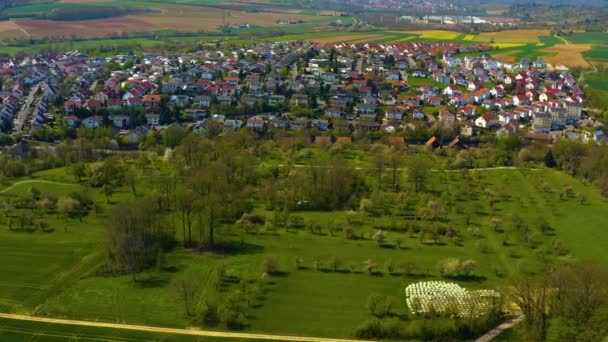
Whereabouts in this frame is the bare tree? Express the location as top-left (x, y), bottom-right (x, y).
top-left (176, 275), bottom-right (200, 316)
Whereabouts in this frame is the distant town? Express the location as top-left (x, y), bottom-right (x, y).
top-left (1, 40), bottom-right (605, 155)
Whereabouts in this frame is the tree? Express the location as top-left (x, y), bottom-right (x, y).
top-left (490, 218), bottom-right (502, 232)
top-left (261, 256), bottom-right (278, 275)
top-left (399, 261), bottom-right (416, 276)
top-left (176, 189), bottom-right (198, 247)
top-left (544, 149), bottom-right (556, 168)
top-left (57, 196), bottom-right (80, 232)
top-left (70, 162), bottom-right (86, 183)
top-left (175, 275), bottom-right (200, 316)
top-left (388, 149), bottom-right (403, 191)
top-left (102, 183), bottom-right (114, 203)
top-left (329, 256), bottom-right (343, 272)
top-left (372, 229), bottom-right (386, 244)
top-left (373, 153), bottom-right (386, 189)
top-left (364, 259), bottom-right (377, 274)
top-left (107, 198), bottom-right (173, 282)
top-left (37, 220), bottom-right (49, 232)
top-left (548, 263), bottom-right (608, 341)
top-left (124, 173), bottom-right (137, 197)
top-left (367, 294), bottom-right (385, 316)
top-left (407, 155), bottom-right (432, 192)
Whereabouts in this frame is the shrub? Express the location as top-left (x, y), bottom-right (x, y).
top-left (201, 300), bottom-right (219, 324)
top-left (354, 319), bottom-right (384, 339)
top-left (260, 256), bottom-right (278, 274)
top-left (288, 215), bottom-right (305, 228)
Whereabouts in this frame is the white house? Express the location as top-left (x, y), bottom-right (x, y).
top-left (475, 113), bottom-right (498, 128)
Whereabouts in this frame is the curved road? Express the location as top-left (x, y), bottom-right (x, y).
top-left (0, 180), bottom-right (73, 194)
top-left (554, 33), bottom-right (568, 45)
top-left (0, 313), bottom-right (372, 342)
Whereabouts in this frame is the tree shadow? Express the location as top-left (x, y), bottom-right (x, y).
top-left (162, 265), bottom-right (181, 273)
top-left (134, 275), bottom-right (169, 288)
top-left (199, 242), bottom-right (264, 255)
top-left (445, 274), bottom-right (487, 283)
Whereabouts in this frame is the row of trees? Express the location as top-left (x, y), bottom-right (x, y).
top-left (512, 262), bottom-right (608, 341)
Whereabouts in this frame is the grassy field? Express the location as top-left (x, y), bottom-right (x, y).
top-left (563, 31), bottom-right (608, 45)
top-left (1, 150), bottom-right (607, 339)
top-left (0, 317), bottom-right (272, 341)
top-left (583, 45), bottom-right (608, 62)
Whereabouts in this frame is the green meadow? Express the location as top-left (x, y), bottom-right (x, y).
top-left (1, 144), bottom-right (607, 339)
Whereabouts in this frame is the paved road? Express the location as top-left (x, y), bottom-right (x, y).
top-left (0, 313), bottom-right (373, 342)
top-left (13, 83), bottom-right (40, 134)
top-left (475, 315), bottom-right (524, 342)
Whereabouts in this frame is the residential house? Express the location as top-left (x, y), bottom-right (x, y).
top-left (475, 113), bottom-right (499, 128)
top-left (385, 107), bottom-right (404, 121)
top-left (145, 113), bottom-right (160, 126)
top-left (82, 115), bottom-right (104, 128)
top-left (109, 115), bottom-right (130, 129)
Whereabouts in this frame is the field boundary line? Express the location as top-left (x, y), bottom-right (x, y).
top-left (0, 313), bottom-right (375, 342)
top-left (8, 19), bottom-right (31, 39)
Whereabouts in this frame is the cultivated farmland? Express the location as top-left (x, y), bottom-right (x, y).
top-left (6, 2), bottom-right (344, 40)
top-left (0, 21), bottom-right (27, 40)
top-left (474, 29), bottom-right (551, 44)
top-left (402, 30), bottom-right (462, 40)
top-left (539, 44), bottom-right (592, 68)
top-left (563, 31), bottom-right (608, 45)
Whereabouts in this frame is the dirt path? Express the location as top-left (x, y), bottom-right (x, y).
top-left (8, 19), bottom-right (31, 39)
top-left (0, 180), bottom-right (73, 194)
top-left (554, 33), bottom-right (568, 45)
top-left (0, 313), bottom-right (372, 342)
top-left (475, 315), bottom-right (524, 342)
